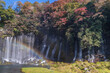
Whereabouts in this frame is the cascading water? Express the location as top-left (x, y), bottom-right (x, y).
top-left (58, 43), bottom-right (62, 61)
top-left (2, 34), bottom-right (42, 64)
top-left (41, 35), bottom-right (47, 54)
top-left (73, 40), bottom-right (78, 62)
top-left (88, 50), bottom-right (90, 62)
top-left (4, 37), bottom-right (13, 62)
top-left (51, 44), bottom-right (57, 60)
top-left (101, 40), bottom-right (106, 60)
top-left (12, 38), bottom-right (16, 62)
top-left (45, 45), bottom-right (50, 59)
top-left (79, 47), bottom-right (82, 61)
top-left (0, 33), bottom-right (84, 62)
top-left (91, 49), bottom-right (95, 63)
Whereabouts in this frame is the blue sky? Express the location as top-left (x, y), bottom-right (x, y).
top-left (4, 0), bottom-right (57, 8)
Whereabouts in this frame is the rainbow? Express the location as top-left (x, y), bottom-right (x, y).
top-left (14, 40), bottom-right (44, 59)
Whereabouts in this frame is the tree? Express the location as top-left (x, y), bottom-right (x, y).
top-left (0, 1), bottom-right (14, 27)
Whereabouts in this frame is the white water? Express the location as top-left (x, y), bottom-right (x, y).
top-left (73, 41), bottom-right (77, 62)
top-left (0, 34), bottom-right (78, 62)
top-left (58, 43), bottom-right (62, 61)
top-left (41, 35), bottom-right (47, 54)
top-left (5, 37), bottom-right (13, 62)
top-left (91, 49), bottom-right (95, 63)
top-left (45, 45), bottom-right (50, 59)
top-left (51, 44), bottom-right (57, 60)
top-left (3, 34), bottom-right (42, 64)
top-left (101, 40), bottom-right (106, 60)
top-left (88, 50), bottom-right (90, 62)
top-left (79, 47), bottom-right (82, 61)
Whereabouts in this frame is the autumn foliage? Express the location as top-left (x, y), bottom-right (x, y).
top-left (2, 0), bottom-right (109, 55)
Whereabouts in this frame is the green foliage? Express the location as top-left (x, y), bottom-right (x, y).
top-left (49, 61), bottom-right (110, 73)
top-left (13, 28), bottom-right (19, 34)
top-left (22, 67), bottom-right (60, 73)
top-left (64, 2), bottom-right (80, 12)
top-left (0, 1), bottom-right (15, 27)
top-left (78, 15), bottom-right (103, 49)
top-left (4, 1), bottom-right (41, 35)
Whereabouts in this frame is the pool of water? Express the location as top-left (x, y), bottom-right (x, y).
top-left (0, 65), bottom-right (39, 73)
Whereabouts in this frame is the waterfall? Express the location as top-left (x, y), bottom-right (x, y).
top-left (101, 39), bottom-right (106, 60)
top-left (4, 37), bottom-right (13, 62)
top-left (41, 35), bottom-right (47, 54)
top-left (51, 44), bottom-right (57, 60)
top-left (88, 49), bottom-right (90, 62)
top-left (91, 48), bottom-right (95, 62)
top-left (73, 40), bottom-right (77, 62)
top-left (45, 45), bottom-right (50, 59)
top-left (58, 43), bottom-right (62, 61)
top-left (66, 41), bottom-right (68, 57)
top-left (12, 38), bottom-right (16, 62)
top-left (79, 47), bottom-right (82, 61)
top-left (0, 38), bottom-right (4, 61)
top-left (2, 34), bottom-right (42, 64)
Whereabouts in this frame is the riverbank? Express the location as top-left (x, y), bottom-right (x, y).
top-left (22, 61), bottom-right (110, 73)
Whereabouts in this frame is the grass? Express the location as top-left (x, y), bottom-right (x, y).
top-left (22, 61), bottom-right (110, 73)
top-left (22, 67), bottom-right (61, 73)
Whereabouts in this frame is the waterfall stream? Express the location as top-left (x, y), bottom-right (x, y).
top-left (88, 50), bottom-right (90, 62)
top-left (5, 37), bottom-right (13, 62)
top-left (41, 35), bottom-right (47, 54)
top-left (58, 43), bottom-right (62, 61)
top-left (79, 47), bottom-right (82, 61)
top-left (0, 33), bottom-right (107, 63)
top-left (2, 34), bottom-right (42, 64)
top-left (51, 44), bottom-right (57, 60)
top-left (0, 33), bottom-right (69, 63)
top-left (45, 45), bottom-right (50, 59)
top-left (73, 40), bottom-right (77, 62)
top-left (89, 48), bottom-right (95, 63)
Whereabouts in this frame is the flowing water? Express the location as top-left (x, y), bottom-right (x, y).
top-left (1, 33), bottom-right (42, 64)
top-left (0, 33), bottom-right (66, 64)
top-left (41, 35), bottom-right (47, 54)
top-left (58, 43), bottom-right (62, 61)
top-left (79, 47), bottom-right (82, 61)
top-left (0, 33), bottom-right (48, 73)
top-left (51, 44), bottom-right (57, 60)
top-left (45, 45), bottom-right (50, 59)
top-left (73, 40), bottom-right (77, 62)
top-left (0, 33), bottom-right (68, 73)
